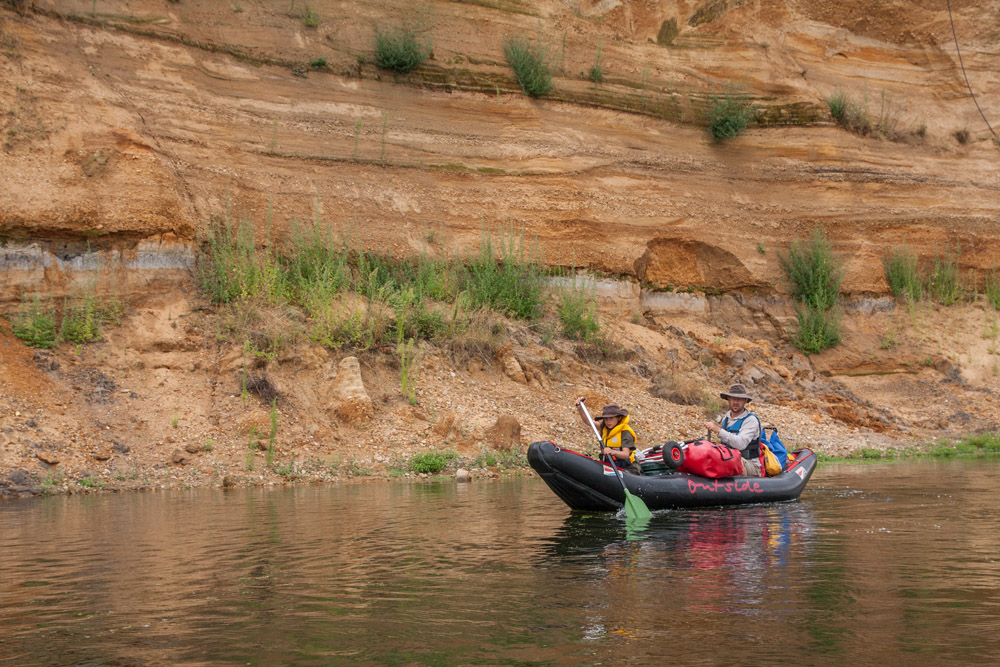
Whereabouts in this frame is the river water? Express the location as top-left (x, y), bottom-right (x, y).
top-left (2, 460), bottom-right (999, 666)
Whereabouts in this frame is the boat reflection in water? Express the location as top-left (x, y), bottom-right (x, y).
top-left (539, 502), bottom-right (818, 654)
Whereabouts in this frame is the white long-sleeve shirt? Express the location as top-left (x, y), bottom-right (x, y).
top-left (717, 410), bottom-right (761, 452)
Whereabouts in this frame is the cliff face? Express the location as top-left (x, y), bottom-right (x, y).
top-left (1, 0), bottom-right (998, 301)
top-left (2, 1), bottom-right (1000, 495)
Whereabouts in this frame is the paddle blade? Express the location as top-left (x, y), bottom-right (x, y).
top-left (623, 490), bottom-right (652, 520)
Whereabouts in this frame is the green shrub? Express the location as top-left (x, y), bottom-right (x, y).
top-left (310, 57), bottom-right (327, 68)
top-left (707, 87), bottom-right (755, 141)
top-left (558, 285), bottom-right (600, 341)
top-left (11, 294), bottom-right (57, 348)
top-left (503, 35), bottom-right (552, 97)
top-left (301, 6), bottom-right (319, 28)
top-left (60, 296), bottom-right (103, 344)
top-left (883, 246), bottom-right (923, 301)
top-left (985, 271), bottom-right (1000, 310)
top-left (467, 226), bottom-right (545, 319)
top-left (826, 89), bottom-right (848, 122)
top-left (927, 255), bottom-right (962, 305)
top-left (779, 227), bottom-right (843, 311)
top-left (961, 432), bottom-right (1000, 452)
top-left (409, 450), bottom-right (458, 474)
top-left (373, 21), bottom-right (431, 73)
top-left (794, 303), bottom-right (840, 354)
top-left (588, 38), bottom-right (604, 83)
top-left (198, 212), bottom-right (284, 305)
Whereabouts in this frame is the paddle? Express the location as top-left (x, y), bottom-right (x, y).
top-left (576, 398), bottom-right (652, 521)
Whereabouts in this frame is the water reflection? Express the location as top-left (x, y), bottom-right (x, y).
top-left (2, 463), bottom-right (1000, 665)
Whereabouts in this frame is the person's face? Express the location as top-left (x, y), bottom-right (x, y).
top-left (603, 415), bottom-right (620, 429)
top-left (728, 397), bottom-right (748, 414)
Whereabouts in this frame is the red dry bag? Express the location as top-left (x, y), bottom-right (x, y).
top-left (673, 439), bottom-right (744, 479)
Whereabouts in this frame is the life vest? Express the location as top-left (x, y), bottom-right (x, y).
top-left (601, 415), bottom-right (638, 464)
top-left (721, 411), bottom-right (761, 460)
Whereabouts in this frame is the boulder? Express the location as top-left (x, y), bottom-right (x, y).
top-left (484, 416), bottom-right (521, 451)
top-left (455, 468), bottom-right (470, 482)
top-left (330, 356), bottom-right (373, 423)
top-left (496, 344), bottom-right (527, 384)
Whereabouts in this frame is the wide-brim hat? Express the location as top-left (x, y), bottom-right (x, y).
top-left (720, 383), bottom-right (753, 402)
top-left (595, 404), bottom-right (628, 421)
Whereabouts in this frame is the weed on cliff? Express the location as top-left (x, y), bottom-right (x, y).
top-left (707, 85), bottom-right (756, 141)
top-left (408, 450), bottom-right (458, 474)
top-left (780, 227), bottom-right (842, 311)
top-left (468, 224), bottom-right (546, 319)
top-left (503, 34), bottom-right (552, 97)
top-left (985, 271), bottom-right (1000, 310)
top-left (826, 86), bottom-right (913, 142)
top-left (794, 303), bottom-right (841, 354)
top-left (373, 17), bottom-right (432, 73)
top-left (883, 245), bottom-right (923, 302)
top-left (780, 227), bottom-right (843, 353)
top-left (11, 294), bottom-right (57, 349)
top-left (588, 38), bottom-right (604, 84)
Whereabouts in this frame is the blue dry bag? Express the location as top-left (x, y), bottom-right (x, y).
top-left (764, 428), bottom-right (788, 468)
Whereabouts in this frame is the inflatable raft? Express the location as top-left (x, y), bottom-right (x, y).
top-left (527, 440), bottom-right (817, 512)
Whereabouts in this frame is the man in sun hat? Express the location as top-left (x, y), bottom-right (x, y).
top-left (703, 383), bottom-right (762, 477)
top-left (575, 399), bottom-right (642, 475)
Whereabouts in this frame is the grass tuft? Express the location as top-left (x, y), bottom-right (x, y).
top-left (503, 34), bottom-right (552, 97)
top-left (373, 19), bottom-right (431, 73)
top-left (409, 450), bottom-right (458, 474)
top-left (707, 85), bottom-right (756, 141)
top-left (780, 227), bottom-right (842, 353)
top-left (883, 246), bottom-right (923, 301)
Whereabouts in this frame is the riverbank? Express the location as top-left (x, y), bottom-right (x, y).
top-left (3, 281), bottom-right (1000, 498)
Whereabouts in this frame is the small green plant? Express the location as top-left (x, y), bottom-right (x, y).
top-left (266, 399), bottom-right (279, 468)
top-left (588, 38), bottom-right (604, 83)
top-left (310, 57), bottom-right (327, 68)
top-left (927, 255), bottom-right (962, 305)
top-left (398, 337), bottom-right (418, 405)
top-left (79, 476), bottom-right (103, 488)
top-left (883, 246), bottom-right (923, 301)
top-left (879, 328), bottom-right (898, 350)
top-left (826, 89), bottom-right (848, 122)
top-left (373, 18), bottom-right (431, 73)
top-left (557, 277), bottom-right (600, 341)
top-left (301, 6), bottom-right (319, 28)
top-left (171, 412), bottom-right (179, 428)
top-left (756, 242), bottom-right (765, 254)
top-left (409, 450), bottom-right (458, 474)
top-left (246, 425), bottom-right (257, 471)
top-left (985, 271), bottom-right (1000, 310)
top-left (707, 85), bottom-right (756, 141)
top-left (503, 34), bottom-right (552, 97)
top-left (275, 460), bottom-right (296, 478)
top-left (780, 227), bottom-right (843, 311)
top-left (40, 471), bottom-right (64, 493)
top-left (204, 439), bottom-right (215, 451)
top-left (11, 294), bottom-right (57, 348)
top-left (794, 303), bottom-right (840, 354)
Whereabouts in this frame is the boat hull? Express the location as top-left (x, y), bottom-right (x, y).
top-left (527, 440), bottom-right (817, 511)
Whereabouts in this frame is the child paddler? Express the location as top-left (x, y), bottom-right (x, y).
top-left (575, 399), bottom-right (642, 475)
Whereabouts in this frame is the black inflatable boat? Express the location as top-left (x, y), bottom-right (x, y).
top-left (527, 440), bottom-right (817, 511)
